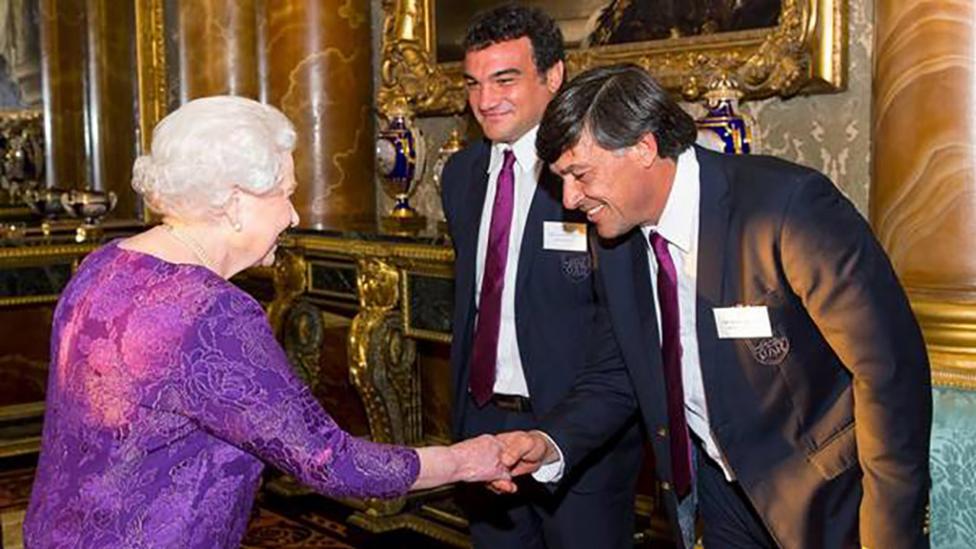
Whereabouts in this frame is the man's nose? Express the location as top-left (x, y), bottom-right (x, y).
top-left (563, 179), bottom-right (583, 210)
top-left (478, 85), bottom-right (500, 111)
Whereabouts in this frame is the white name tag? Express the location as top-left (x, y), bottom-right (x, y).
top-left (713, 306), bottom-right (772, 339)
top-left (543, 222), bottom-right (587, 252)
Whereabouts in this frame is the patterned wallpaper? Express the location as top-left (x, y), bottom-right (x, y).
top-left (740, 0), bottom-right (874, 212)
top-left (931, 387), bottom-right (976, 548)
top-left (371, 0), bottom-right (875, 229)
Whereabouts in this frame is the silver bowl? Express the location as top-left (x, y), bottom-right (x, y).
top-left (60, 190), bottom-right (117, 225)
top-left (22, 188), bottom-right (70, 218)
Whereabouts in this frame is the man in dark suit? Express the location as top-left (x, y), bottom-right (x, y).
top-left (495, 64), bottom-right (932, 548)
top-left (440, 7), bottom-right (642, 549)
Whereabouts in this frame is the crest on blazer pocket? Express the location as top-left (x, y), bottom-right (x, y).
top-left (560, 252), bottom-right (592, 283)
top-left (749, 334), bottom-right (790, 365)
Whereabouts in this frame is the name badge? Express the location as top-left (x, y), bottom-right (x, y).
top-left (713, 306), bottom-right (772, 339)
top-left (543, 222), bottom-right (587, 252)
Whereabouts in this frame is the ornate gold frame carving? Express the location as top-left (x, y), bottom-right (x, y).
top-left (378, 0), bottom-right (847, 116)
top-left (267, 248), bottom-right (308, 337)
top-left (135, 0), bottom-right (167, 156)
top-left (347, 257), bottom-right (421, 517)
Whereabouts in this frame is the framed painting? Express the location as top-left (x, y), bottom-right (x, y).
top-left (377, 0), bottom-right (847, 116)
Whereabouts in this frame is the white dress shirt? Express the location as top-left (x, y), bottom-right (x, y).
top-left (539, 147), bottom-right (734, 483)
top-left (474, 126), bottom-right (541, 397)
top-left (640, 147), bottom-right (733, 480)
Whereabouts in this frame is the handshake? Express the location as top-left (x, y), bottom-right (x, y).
top-left (443, 431), bottom-right (561, 493)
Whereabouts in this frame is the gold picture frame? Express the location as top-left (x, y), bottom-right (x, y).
top-left (377, 0), bottom-right (847, 116)
top-left (134, 0), bottom-right (168, 159)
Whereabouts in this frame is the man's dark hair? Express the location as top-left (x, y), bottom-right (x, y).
top-left (463, 3), bottom-right (565, 75)
top-left (536, 64), bottom-right (698, 164)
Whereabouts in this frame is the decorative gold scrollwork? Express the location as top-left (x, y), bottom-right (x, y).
top-left (377, 0), bottom-right (464, 117)
top-left (282, 299), bottom-right (324, 390)
top-left (268, 248), bottom-right (308, 338)
top-left (348, 258), bottom-right (421, 516)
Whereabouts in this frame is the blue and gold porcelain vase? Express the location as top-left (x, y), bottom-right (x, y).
top-left (696, 75), bottom-right (753, 155)
top-left (376, 101), bottom-right (426, 235)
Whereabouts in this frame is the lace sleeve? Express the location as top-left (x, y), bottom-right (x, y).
top-left (154, 288), bottom-right (419, 499)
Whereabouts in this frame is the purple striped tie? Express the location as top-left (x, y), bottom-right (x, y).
top-left (469, 150), bottom-right (517, 407)
top-left (649, 231), bottom-right (693, 498)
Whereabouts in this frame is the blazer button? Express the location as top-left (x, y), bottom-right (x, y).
top-left (656, 426), bottom-right (667, 438)
top-left (661, 481), bottom-right (671, 491)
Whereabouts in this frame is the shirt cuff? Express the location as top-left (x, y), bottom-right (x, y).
top-left (529, 430), bottom-right (565, 484)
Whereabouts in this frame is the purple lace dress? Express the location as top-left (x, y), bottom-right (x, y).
top-left (23, 242), bottom-right (420, 548)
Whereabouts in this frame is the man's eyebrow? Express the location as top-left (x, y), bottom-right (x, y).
top-left (554, 162), bottom-right (586, 175)
top-left (464, 68), bottom-right (523, 82)
top-left (489, 68), bottom-right (522, 79)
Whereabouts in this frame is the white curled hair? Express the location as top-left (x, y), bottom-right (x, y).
top-left (131, 95), bottom-right (297, 220)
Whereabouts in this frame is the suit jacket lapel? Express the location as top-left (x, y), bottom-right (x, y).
top-left (629, 234), bottom-right (659, 351)
top-left (454, 142), bottom-right (492, 348)
top-left (694, 147), bottom-right (734, 424)
top-left (514, 169), bottom-right (559, 303)
top-left (512, 169), bottom-right (561, 387)
top-left (600, 233), bottom-right (666, 403)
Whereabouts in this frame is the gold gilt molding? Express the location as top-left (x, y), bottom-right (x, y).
top-left (377, 0), bottom-right (465, 116)
top-left (0, 243), bottom-right (94, 260)
top-left (910, 293), bottom-right (976, 391)
top-left (377, 0), bottom-right (847, 115)
top-left (134, 0), bottom-right (167, 224)
top-left (347, 510), bottom-right (470, 548)
top-left (281, 233), bottom-right (454, 266)
top-left (0, 244), bottom-right (89, 307)
top-left (281, 299), bottom-right (325, 390)
top-left (347, 257), bottom-right (421, 516)
top-left (134, 0), bottom-right (167, 155)
top-left (267, 249), bottom-right (308, 337)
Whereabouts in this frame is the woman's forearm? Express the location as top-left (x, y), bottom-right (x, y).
top-left (412, 446), bottom-right (459, 490)
top-left (410, 434), bottom-right (509, 491)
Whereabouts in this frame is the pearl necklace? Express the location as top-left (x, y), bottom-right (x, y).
top-left (163, 224), bottom-right (219, 273)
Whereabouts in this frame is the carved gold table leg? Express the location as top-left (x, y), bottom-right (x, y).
top-left (268, 248), bottom-right (308, 338)
top-left (348, 257), bottom-right (420, 517)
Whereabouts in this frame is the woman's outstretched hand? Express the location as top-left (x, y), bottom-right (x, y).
top-left (412, 434), bottom-right (510, 491)
top-left (448, 434), bottom-right (511, 483)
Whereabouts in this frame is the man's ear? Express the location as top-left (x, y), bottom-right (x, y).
top-left (634, 133), bottom-right (660, 169)
top-left (545, 60), bottom-right (565, 93)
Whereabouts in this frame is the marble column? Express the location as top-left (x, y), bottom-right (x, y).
top-left (263, 0), bottom-right (376, 230)
top-left (871, 0), bottom-right (976, 388)
top-left (84, 0), bottom-right (139, 218)
top-left (38, 0), bottom-right (87, 190)
top-left (177, 0), bottom-right (259, 100)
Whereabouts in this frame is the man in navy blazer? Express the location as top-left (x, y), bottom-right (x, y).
top-left (496, 64), bottom-right (932, 548)
top-left (440, 7), bottom-right (642, 549)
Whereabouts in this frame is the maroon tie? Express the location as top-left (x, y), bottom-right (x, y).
top-left (649, 231), bottom-right (693, 498)
top-left (469, 150), bottom-right (517, 407)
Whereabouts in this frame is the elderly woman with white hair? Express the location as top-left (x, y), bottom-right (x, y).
top-left (24, 96), bottom-right (509, 549)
